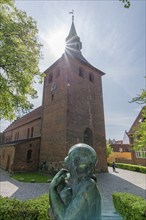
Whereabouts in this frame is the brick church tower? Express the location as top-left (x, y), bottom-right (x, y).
top-left (40, 16), bottom-right (107, 172)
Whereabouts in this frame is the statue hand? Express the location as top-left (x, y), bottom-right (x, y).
top-left (50, 169), bottom-right (68, 189)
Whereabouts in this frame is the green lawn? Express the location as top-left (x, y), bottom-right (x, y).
top-left (11, 172), bottom-right (53, 183)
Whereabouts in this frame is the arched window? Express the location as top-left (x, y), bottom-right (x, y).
top-left (83, 128), bottom-right (93, 146)
top-left (27, 149), bottom-right (32, 162)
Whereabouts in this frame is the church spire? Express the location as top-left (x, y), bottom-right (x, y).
top-left (65, 10), bottom-right (82, 53)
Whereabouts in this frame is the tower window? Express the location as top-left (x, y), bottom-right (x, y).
top-left (27, 149), bottom-right (32, 162)
top-left (79, 68), bottom-right (84, 78)
top-left (56, 69), bottom-right (60, 78)
top-left (89, 73), bottom-right (94, 82)
top-left (52, 94), bottom-right (54, 101)
top-left (48, 73), bottom-right (53, 83)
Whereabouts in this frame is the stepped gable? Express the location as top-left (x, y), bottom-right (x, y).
top-left (4, 106), bottom-right (42, 132)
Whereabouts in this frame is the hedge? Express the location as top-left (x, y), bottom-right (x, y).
top-left (108, 162), bottom-right (146, 174)
top-left (113, 192), bottom-right (146, 220)
top-left (0, 194), bottom-right (50, 220)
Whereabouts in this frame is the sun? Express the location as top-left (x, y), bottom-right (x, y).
top-left (46, 26), bottom-right (68, 58)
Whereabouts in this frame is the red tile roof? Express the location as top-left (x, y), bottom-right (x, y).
top-left (4, 106), bottom-right (42, 132)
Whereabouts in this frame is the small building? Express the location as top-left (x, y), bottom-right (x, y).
top-left (110, 144), bottom-right (131, 153)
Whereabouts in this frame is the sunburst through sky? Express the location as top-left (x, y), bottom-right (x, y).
top-left (41, 26), bottom-right (68, 58)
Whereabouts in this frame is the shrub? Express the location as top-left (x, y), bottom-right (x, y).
top-left (0, 194), bottom-right (50, 220)
top-left (113, 192), bottom-right (146, 220)
top-left (108, 162), bottom-right (146, 174)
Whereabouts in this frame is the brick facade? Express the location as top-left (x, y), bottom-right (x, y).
top-left (40, 52), bottom-right (107, 172)
top-left (0, 138), bottom-right (40, 172)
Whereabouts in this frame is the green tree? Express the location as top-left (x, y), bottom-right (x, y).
top-left (0, 0), bottom-right (43, 120)
top-left (131, 90), bottom-right (146, 151)
top-left (106, 143), bottom-right (112, 157)
top-left (119, 0), bottom-right (130, 8)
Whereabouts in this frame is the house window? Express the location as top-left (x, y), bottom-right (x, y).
top-left (27, 149), bottom-right (32, 162)
top-left (31, 127), bottom-right (34, 138)
top-left (79, 68), bottom-right (84, 77)
top-left (27, 128), bottom-right (30, 139)
top-left (136, 150), bottom-right (146, 158)
top-left (129, 135), bottom-right (133, 144)
top-left (89, 73), bottom-right (94, 82)
top-left (48, 73), bottom-right (53, 83)
top-left (83, 128), bottom-right (93, 146)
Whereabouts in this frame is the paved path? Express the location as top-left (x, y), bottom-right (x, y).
top-left (97, 167), bottom-right (146, 219)
top-left (0, 167), bottom-right (146, 219)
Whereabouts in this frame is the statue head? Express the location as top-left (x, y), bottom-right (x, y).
top-left (64, 143), bottom-right (97, 177)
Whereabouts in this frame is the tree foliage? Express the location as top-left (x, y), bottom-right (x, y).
top-left (119, 0), bottom-right (131, 8)
top-left (133, 107), bottom-right (146, 151)
top-left (131, 90), bottom-right (146, 151)
top-left (0, 0), bottom-right (43, 120)
top-left (106, 143), bottom-right (112, 157)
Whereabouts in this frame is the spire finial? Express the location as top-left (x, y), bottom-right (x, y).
top-left (69, 9), bottom-right (74, 22)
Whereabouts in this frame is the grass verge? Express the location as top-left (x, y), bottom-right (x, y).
top-left (11, 172), bottom-right (52, 183)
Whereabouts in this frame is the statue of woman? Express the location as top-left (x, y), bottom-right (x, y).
top-left (49, 143), bottom-right (101, 220)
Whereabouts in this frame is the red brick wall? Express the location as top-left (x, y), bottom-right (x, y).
top-left (40, 58), bottom-right (68, 164)
top-left (40, 54), bottom-right (107, 172)
top-left (13, 138), bottom-right (40, 171)
top-left (66, 57), bottom-right (107, 172)
top-left (0, 145), bottom-right (15, 171)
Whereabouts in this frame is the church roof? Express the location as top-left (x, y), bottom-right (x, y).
top-left (66, 21), bottom-right (78, 42)
top-left (44, 17), bottom-right (106, 76)
top-left (4, 106), bottom-right (42, 132)
top-left (64, 51), bottom-right (105, 76)
top-left (64, 17), bottom-right (105, 76)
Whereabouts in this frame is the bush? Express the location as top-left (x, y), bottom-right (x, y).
top-left (0, 194), bottom-right (50, 220)
top-left (108, 162), bottom-right (146, 174)
top-left (113, 192), bottom-right (146, 220)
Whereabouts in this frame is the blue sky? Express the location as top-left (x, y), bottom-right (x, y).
top-left (1, 0), bottom-right (145, 140)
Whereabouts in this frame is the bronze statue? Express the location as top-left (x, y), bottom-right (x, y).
top-left (49, 143), bottom-right (101, 220)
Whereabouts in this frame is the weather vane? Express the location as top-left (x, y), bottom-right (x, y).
top-left (69, 9), bottom-right (74, 22)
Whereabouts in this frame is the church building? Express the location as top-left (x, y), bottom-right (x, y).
top-left (0, 16), bottom-right (108, 173)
